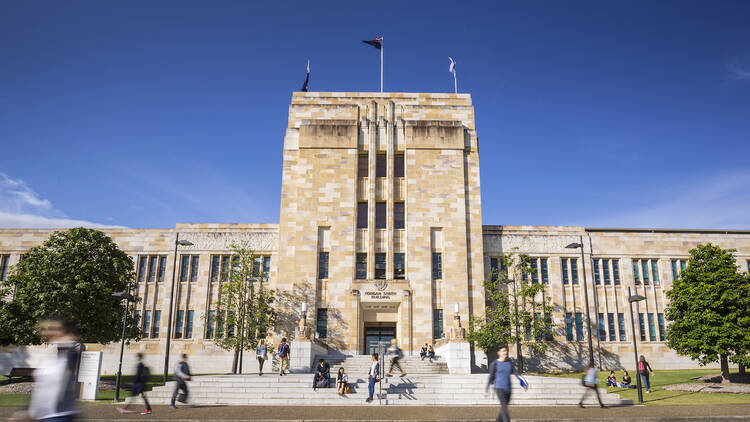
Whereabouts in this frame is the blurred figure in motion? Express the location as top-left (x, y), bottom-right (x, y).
top-left (13, 316), bottom-right (81, 421)
top-left (116, 353), bottom-right (152, 415)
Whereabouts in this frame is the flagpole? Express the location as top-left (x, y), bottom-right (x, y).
top-left (453, 72), bottom-right (457, 94)
top-left (380, 37), bottom-right (383, 92)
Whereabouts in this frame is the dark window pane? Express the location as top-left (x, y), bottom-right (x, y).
top-left (253, 257), bottom-right (261, 277)
top-left (180, 256), bottom-right (190, 282)
top-left (220, 256), bottom-right (229, 282)
top-left (206, 310), bottom-right (216, 339)
top-left (648, 313), bottom-right (656, 341)
top-left (575, 312), bottom-right (584, 341)
top-left (565, 313), bottom-right (573, 341)
top-left (617, 313), bottom-right (625, 341)
top-left (357, 203), bottom-right (368, 228)
top-left (138, 256), bottom-right (147, 283)
top-left (394, 202), bottom-right (405, 229)
top-left (358, 154), bottom-right (369, 178)
top-left (263, 256), bottom-right (271, 277)
top-left (562, 258), bottom-right (569, 284)
top-left (657, 313), bottom-right (666, 341)
top-left (598, 313), bottom-right (606, 341)
top-left (376, 154), bottom-right (386, 177)
top-left (318, 252), bottom-right (329, 279)
top-left (531, 259), bottom-right (539, 284)
top-left (143, 311), bottom-right (151, 338)
top-left (153, 311), bottom-right (161, 338)
top-left (613, 259), bottom-right (620, 285)
top-left (603, 259), bottom-right (611, 285)
top-left (190, 256), bottom-right (199, 282)
top-left (211, 256), bottom-right (220, 283)
top-left (633, 261), bottom-right (640, 284)
top-left (671, 260), bottom-right (678, 281)
top-left (394, 154), bottom-right (404, 178)
top-left (394, 253), bottom-right (405, 279)
top-left (432, 253), bottom-right (442, 280)
top-left (375, 253), bottom-right (386, 279)
top-left (534, 312), bottom-right (542, 340)
top-left (186, 310), bottom-right (194, 339)
top-left (638, 313), bottom-right (646, 341)
top-left (651, 260), bottom-right (659, 284)
top-left (175, 310), bottom-right (184, 338)
top-left (571, 258), bottom-right (579, 284)
top-left (316, 309), bottom-right (328, 339)
top-left (593, 260), bottom-right (601, 285)
top-left (541, 258), bottom-right (549, 284)
top-left (356, 253), bottom-right (367, 279)
top-left (642, 260), bottom-right (650, 285)
top-left (158, 256), bottom-right (166, 282)
top-left (433, 309), bottom-right (443, 339)
top-left (148, 256), bottom-right (157, 283)
top-left (489, 258), bottom-right (498, 281)
top-left (608, 313), bottom-right (616, 341)
top-left (375, 202), bottom-right (386, 229)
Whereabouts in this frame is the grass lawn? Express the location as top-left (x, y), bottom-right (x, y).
top-left (548, 369), bottom-right (750, 405)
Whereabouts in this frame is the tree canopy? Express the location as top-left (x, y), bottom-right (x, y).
top-left (665, 243), bottom-right (750, 381)
top-left (0, 227), bottom-right (139, 345)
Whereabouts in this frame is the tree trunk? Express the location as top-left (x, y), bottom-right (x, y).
top-left (739, 363), bottom-right (746, 376)
top-left (231, 347), bottom-right (239, 374)
top-left (720, 354), bottom-right (730, 383)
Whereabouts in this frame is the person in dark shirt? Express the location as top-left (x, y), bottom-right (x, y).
top-left (118, 353), bottom-right (152, 414)
top-left (638, 355), bottom-right (655, 393)
top-left (313, 359), bottom-right (330, 389)
top-left (170, 354), bottom-right (192, 409)
top-left (419, 344), bottom-right (428, 360)
top-left (484, 346), bottom-right (526, 422)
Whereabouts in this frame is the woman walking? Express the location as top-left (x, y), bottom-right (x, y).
top-left (256, 339), bottom-right (268, 376)
top-left (638, 355), bottom-right (655, 393)
top-left (484, 345), bottom-right (526, 422)
top-left (578, 360), bottom-right (605, 408)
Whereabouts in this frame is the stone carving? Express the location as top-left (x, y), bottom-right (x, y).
top-left (374, 279), bottom-right (388, 291)
top-left (178, 232), bottom-right (278, 252)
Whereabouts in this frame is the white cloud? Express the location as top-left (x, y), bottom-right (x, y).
top-left (728, 56), bottom-right (750, 80)
top-left (588, 171), bottom-right (750, 229)
top-left (0, 172), bottom-right (123, 229)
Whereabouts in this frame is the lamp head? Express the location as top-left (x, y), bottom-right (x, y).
top-left (565, 242), bottom-right (582, 249)
top-left (177, 240), bottom-right (193, 246)
top-left (628, 294), bottom-right (646, 303)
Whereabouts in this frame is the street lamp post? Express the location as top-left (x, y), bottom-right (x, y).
top-left (163, 233), bottom-right (193, 384)
top-left (502, 278), bottom-right (523, 373)
top-left (566, 236), bottom-right (594, 364)
top-left (628, 287), bottom-right (646, 404)
top-left (112, 288), bottom-right (133, 402)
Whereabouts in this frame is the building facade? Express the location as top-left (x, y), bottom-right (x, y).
top-left (1, 92), bottom-right (749, 374)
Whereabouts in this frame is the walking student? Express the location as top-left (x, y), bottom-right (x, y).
top-left (118, 353), bottom-right (152, 415)
top-left (278, 338), bottom-right (290, 376)
top-left (386, 338), bottom-right (407, 377)
top-left (170, 354), bottom-right (192, 409)
top-left (484, 345), bottom-right (526, 422)
top-left (578, 360), bottom-right (605, 408)
top-left (256, 339), bottom-right (268, 376)
top-left (366, 353), bottom-right (380, 403)
top-left (638, 355), bottom-right (655, 393)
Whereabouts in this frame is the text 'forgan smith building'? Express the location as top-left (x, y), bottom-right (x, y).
top-left (2, 92), bottom-right (750, 373)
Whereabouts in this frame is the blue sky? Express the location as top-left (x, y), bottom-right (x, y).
top-left (1, 0), bottom-right (749, 229)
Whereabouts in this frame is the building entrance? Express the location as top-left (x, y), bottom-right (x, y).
top-left (364, 324), bottom-right (396, 355)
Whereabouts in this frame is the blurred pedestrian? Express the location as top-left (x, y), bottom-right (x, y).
top-left (484, 345), bottom-right (526, 422)
top-left (170, 354), bottom-right (191, 409)
top-left (117, 353), bottom-right (152, 415)
top-left (386, 338), bottom-right (406, 377)
top-left (578, 360), bottom-right (605, 408)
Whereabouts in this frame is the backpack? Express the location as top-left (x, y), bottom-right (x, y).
top-left (638, 361), bottom-right (645, 373)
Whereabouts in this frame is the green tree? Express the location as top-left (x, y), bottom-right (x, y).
top-left (468, 250), bottom-right (556, 366)
top-left (206, 242), bottom-right (276, 373)
top-left (665, 243), bottom-right (750, 382)
top-left (0, 227), bottom-right (138, 345)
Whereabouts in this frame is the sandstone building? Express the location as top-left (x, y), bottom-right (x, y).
top-left (1, 92), bottom-right (749, 374)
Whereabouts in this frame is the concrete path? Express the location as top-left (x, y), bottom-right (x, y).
top-left (3, 404), bottom-right (750, 421)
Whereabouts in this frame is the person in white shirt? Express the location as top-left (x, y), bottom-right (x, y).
top-left (579, 360), bottom-right (605, 408)
top-left (366, 353), bottom-right (380, 403)
top-left (170, 354), bottom-right (192, 409)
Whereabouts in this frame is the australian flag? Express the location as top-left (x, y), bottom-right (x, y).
top-left (362, 37), bottom-right (383, 50)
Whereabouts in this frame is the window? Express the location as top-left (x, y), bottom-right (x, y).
top-left (603, 259), bottom-right (611, 285)
top-left (613, 259), bottom-right (620, 285)
top-left (432, 253), bottom-right (442, 280)
top-left (638, 313), bottom-right (646, 341)
top-left (651, 260), bottom-right (660, 285)
top-left (135, 311), bottom-right (141, 331)
top-left (148, 256), bottom-right (157, 282)
top-left (375, 202), bottom-right (386, 229)
top-left (633, 261), bottom-right (640, 285)
top-left (562, 258), bottom-right (569, 285)
top-left (671, 259), bottom-right (687, 280)
top-left (143, 311), bottom-right (151, 338)
top-left (634, 259), bottom-right (658, 286)
top-left (316, 309), bottom-right (327, 339)
top-left (138, 256), bottom-right (148, 283)
top-left (394, 154), bottom-right (404, 178)
top-left (158, 256), bottom-right (166, 282)
top-left (544, 313), bottom-right (553, 340)
top-left (657, 313), bottom-right (666, 341)
top-left (647, 313), bottom-right (656, 341)
top-left (376, 154), bottom-right (387, 177)
top-left (433, 309), bottom-right (444, 339)
top-left (175, 310), bottom-right (184, 338)
top-left (598, 313), bottom-right (606, 341)
top-left (0, 255), bottom-right (9, 281)
top-left (534, 313), bottom-right (542, 340)
top-left (394, 202), bottom-right (405, 229)
top-left (593, 260), bottom-right (601, 285)
top-left (575, 312), bottom-right (584, 341)
top-left (375, 253), bottom-right (386, 279)
top-left (617, 313), bottom-right (626, 341)
top-left (394, 253), bottom-right (405, 279)
top-left (571, 258), bottom-right (579, 284)
top-left (253, 257), bottom-right (261, 277)
top-left (217, 311), bottom-right (225, 338)
top-left (607, 313), bottom-right (616, 341)
top-left (190, 256), bottom-right (199, 282)
top-left (357, 203), bottom-right (368, 228)
top-left (153, 311), bottom-right (161, 338)
top-left (541, 258), bottom-right (549, 284)
top-left (206, 310), bottom-right (216, 339)
top-left (318, 252), bottom-right (329, 279)
top-left (211, 256), bottom-right (221, 283)
top-left (489, 258), bottom-right (499, 281)
top-left (356, 253), bottom-right (367, 279)
top-left (531, 259), bottom-right (539, 284)
top-left (565, 313), bottom-right (573, 341)
top-left (641, 260), bottom-right (650, 285)
top-left (185, 310), bottom-right (194, 339)
top-left (358, 154), bottom-right (369, 178)
top-left (179, 256), bottom-right (190, 282)
top-left (263, 256), bottom-right (271, 277)
top-left (227, 312), bottom-right (235, 337)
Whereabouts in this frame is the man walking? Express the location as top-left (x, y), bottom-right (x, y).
top-left (277, 338), bottom-right (290, 376)
top-left (386, 338), bottom-right (406, 377)
top-left (170, 354), bottom-right (191, 409)
top-left (579, 359), bottom-right (605, 408)
top-left (366, 353), bottom-right (380, 403)
top-left (117, 353), bottom-right (152, 415)
top-left (484, 346), bottom-right (526, 422)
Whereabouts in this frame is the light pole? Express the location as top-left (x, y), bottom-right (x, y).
top-left (566, 236), bottom-right (594, 364)
top-left (628, 287), bottom-right (646, 404)
top-left (112, 288), bottom-right (133, 402)
top-left (502, 278), bottom-right (523, 373)
top-left (163, 233), bottom-right (193, 384)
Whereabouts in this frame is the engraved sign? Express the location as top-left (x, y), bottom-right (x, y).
top-left (363, 290), bottom-right (397, 301)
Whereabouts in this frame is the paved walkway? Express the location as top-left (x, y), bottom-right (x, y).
top-left (3, 404), bottom-right (750, 421)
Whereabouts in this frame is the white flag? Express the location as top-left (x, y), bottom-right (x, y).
top-left (449, 57), bottom-right (456, 75)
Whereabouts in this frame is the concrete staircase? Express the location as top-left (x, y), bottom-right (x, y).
top-left (317, 354), bottom-right (449, 375)
top-left (147, 373), bottom-right (631, 406)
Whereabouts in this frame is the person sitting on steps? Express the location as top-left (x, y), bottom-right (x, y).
top-left (420, 344), bottom-right (428, 360)
top-left (336, 367), bottom-right (349, 396)
top-left (313, 358), bottom-right (330, 390)
top-left (427, 344), bottom-right (435, 362)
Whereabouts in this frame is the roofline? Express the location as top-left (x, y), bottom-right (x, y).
top-left (585, 227), bottom-right (750, 235)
